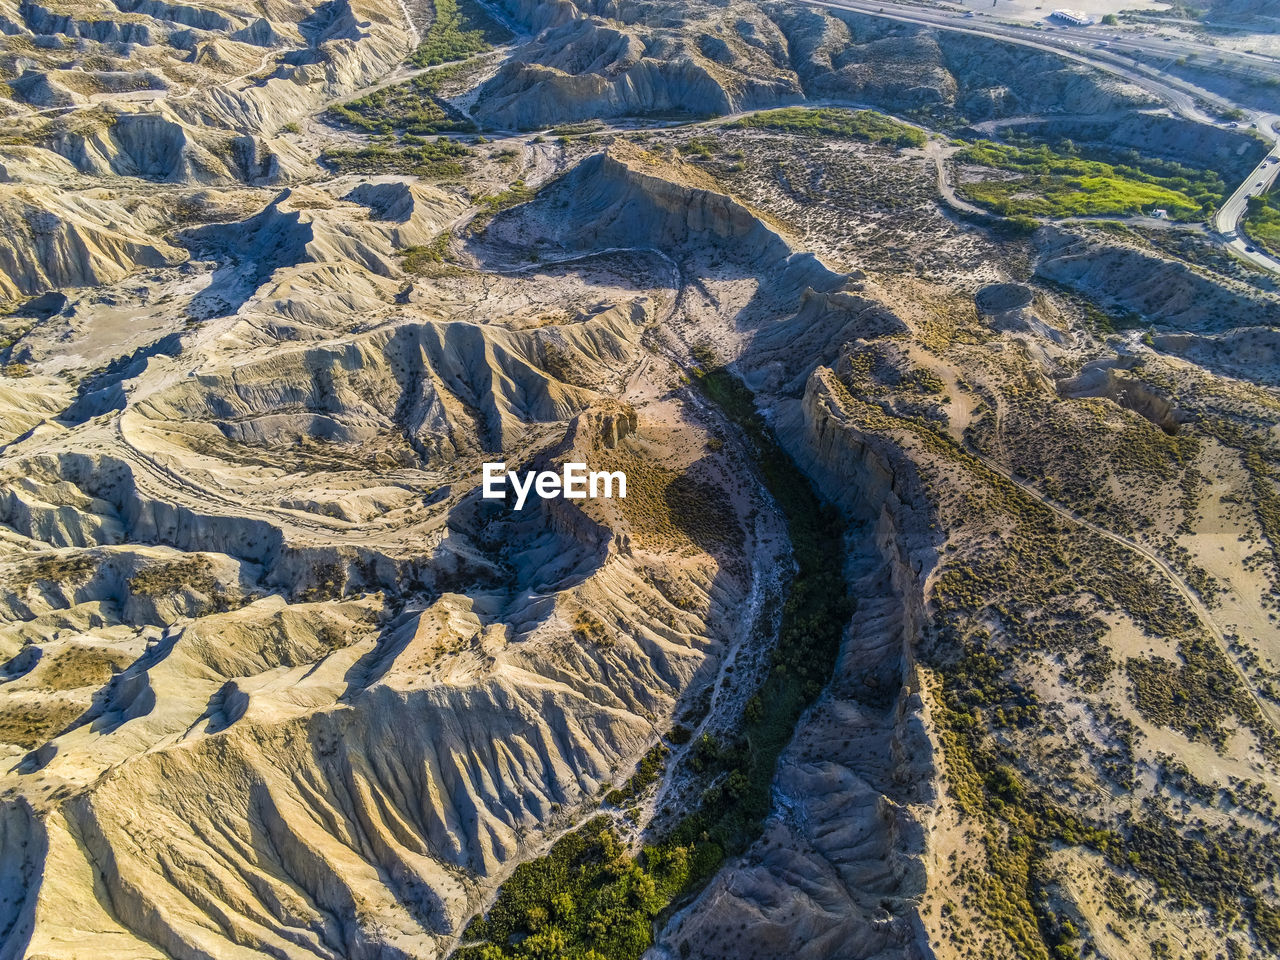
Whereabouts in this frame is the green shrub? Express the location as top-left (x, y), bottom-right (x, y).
top-left (326, 62), bottom-right (479, 136)
top-left (729, 107), bottom-right (925, 148)
top-left (320, 139), bottom-right (471, 177)
top-left (1244, 189), bottom-right (1280, 257)
top-left (407, 0), bottom-right (510, 68)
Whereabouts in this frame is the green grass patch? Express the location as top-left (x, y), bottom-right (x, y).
top-left (1245, 191), bottom-right (1280, 258)
top-left (956, 139), bottom-right (1225, 221)
top-left (477, 179), bottom-right (534, 214)
top-left (456, 363), bottom-right (851, 960)
top-left (468, 180), bottom-right (536, 232)
top-left (729, 107), bottom-right (925, 148)
top-left (408, 0), bottom-right (510, 68)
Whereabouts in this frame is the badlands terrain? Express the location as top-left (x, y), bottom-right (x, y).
top-left (1, 0), bottom-right (1280, 958)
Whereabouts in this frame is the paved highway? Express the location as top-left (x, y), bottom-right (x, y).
top-left (799, 0), bottom-right (1280, 273)
top-left (1213, 113), bottom-right (1280, 271)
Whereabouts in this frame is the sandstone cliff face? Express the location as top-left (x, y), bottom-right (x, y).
top-left (1057, 356), bottom-right (1187, 434)
top-left (471, 0), bottom-right (1152, 133)
top-left (1153, 327), bottom-right (1280, 386)
top-left (483, 0), bottom-right (1147, 133)
top-left (47, 110), bottom-right (233, 183)
top-left (771, 6), bottom-right (958, 112)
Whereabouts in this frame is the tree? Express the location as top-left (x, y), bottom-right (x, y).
top-left (1102, 13), bottom-right (1119, 24)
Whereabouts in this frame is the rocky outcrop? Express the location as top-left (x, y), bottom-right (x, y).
top-left (181, 182), bottom-right (467, 311)
top-left (1153, 327), bottom-right (1280, 386)
top-left (0, 186), bottom-right (186, 299)
top-left (20, 2), bottom-right (156, 44)
top-left (171, 0), bottom-right (414, 135)
top-left (45, 108), bottom-right (241, 183)
top-left (112, 0), bottom-right (237, 32)
top-left (1057, 356), bottom-right (1187, 434)
top-left (487, 147), bottom-right (797, 265)
top-left (768, 5), bottom-right (1149, 123)
top-left (9, 70), bottom-right (87, 108)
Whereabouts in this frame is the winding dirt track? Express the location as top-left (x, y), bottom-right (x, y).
top-left (907, 340), bottom-right (1280, 736)
top-left (997, 463), bottom-right (1280, 736)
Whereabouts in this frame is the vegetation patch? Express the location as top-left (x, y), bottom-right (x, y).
top-left (0, 699), bottom-right (83, 749)
top-left (956, 139), bottom-right (1225, 220)
top-left (729, 107), bottom-right (925, 148)
top-left (40, 646), bottom-right (123, 691)
top-left (604, 743), bottom-right (668, 806)
top-left (320, 139), bottom-right (471, 178)
top-left (326, 63), bottom-right (478, 136)
top-left (11, 553), bottom-right (97, 591)
top-left (1245, 190), bottom-right (1280, 258)
top-left (571, 609), bottom-right (611, 647)
top-left (408, 0), bottom-right (510, 68)
top-left (1125, 636), bottom-right (1257, 748)
top-left (457, 817), bottom-right (689, 960)
top-left (127, 555), bottom-right (219, 598)
top-left (400, 234), bottom-right (455, 274)
top-left (600, 452), bottom-right (740, 557)
top-left (476, 179), bottom-right (534, 216)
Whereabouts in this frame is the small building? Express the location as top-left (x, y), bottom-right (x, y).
top-left (1049, 8), bottom-right (1096, 25)
top-left (1152, 208), bottom-right (1169, 219)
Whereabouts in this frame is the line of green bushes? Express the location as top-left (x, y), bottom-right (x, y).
top-left (729, 107), bottom-right (925, 148)
top-left (320, 139), bottom-right (471, 177)
top-left (1245, 190), bottom-right (1280, 258)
